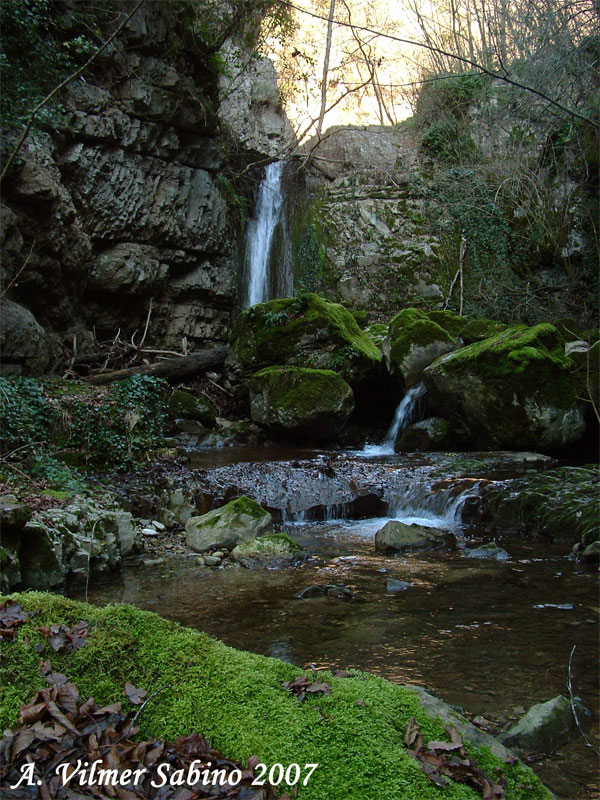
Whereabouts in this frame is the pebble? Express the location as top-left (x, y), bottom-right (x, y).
top-left (204, 555), bottom-right (222, 567)
top-left (142, 527), bottom-right (161, 536)
top-left (152, 520), bottom-right (166, 531)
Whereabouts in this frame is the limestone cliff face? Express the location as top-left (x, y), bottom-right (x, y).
top-left (0, 2), bottom-right (293, 374)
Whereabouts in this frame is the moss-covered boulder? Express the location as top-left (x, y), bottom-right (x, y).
top-left (249, 366), bottom-right (354, 441)
top-left (168, 390), bottom-right (216, 427)
top-left (185, 495), bottom-right (273, 553)
top-left (383, 308), bottom-right (459, 390)
top-left (422, 323), bottom-right (586, 450)
top-left (427, 310), bottom-right (466, 338)
top-left (460, 318), bottom-right (509, 344)
top-left (375, 520), bottom-right (455, 552)
top-left (0, 593), bottom-right (553, 800)
top-left (226, 293), bottom-right (382, 394)
top-left (231, 532), bottom-right (303, 568)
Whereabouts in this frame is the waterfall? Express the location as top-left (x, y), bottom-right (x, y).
top-left (243, 161), bottom-right (289, 307)
top-left (362, 382), bottom-right (426, 456)
top-left (388, 479), bottom-right (483, 530)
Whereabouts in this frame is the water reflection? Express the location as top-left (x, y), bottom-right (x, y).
top-left (75, 519), bottom-right (599, 800)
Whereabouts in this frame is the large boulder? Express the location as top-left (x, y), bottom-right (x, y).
top-left (383, 308), bottom-right (459, 390)
top-left (423, 323), bottom-right (586, 450)
top-left (226, 293), bottom-right (382, 395)
top-left (375, 520), bottom-right (455, 552)
top-left (0, 299), bottom-right (50, 375)
top-left (185, 495), bottom-right (273, 553)
top-left (249, 366), bottom-right (354, 441)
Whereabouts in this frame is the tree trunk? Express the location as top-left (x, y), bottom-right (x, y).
top-left (84, 348), bottom-right (229, 386)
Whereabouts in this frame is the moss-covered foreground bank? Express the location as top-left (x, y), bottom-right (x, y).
top-left (0, 593), bottom-right (551, 800)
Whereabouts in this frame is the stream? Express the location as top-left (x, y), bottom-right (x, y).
top-left (74, 448), bottom-right (599, 800)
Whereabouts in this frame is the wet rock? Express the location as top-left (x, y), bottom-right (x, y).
top-left (185, 495), bottom-right (273, 553)
top-left (498, 695), bottom-right (590, 753)
top-left (168, 390), bottom-right (216, 427)
top-left (407, 686), bottom-right (517, 762)
top-left (386, 579), bottom-right (411, 592)
top-left (397, 417), bottom-right (450, 451)
top-left (375, 520), bottom-right (455, 553)
top-left (297, 584), bottom-right (355, 600)
top-left (581, 540), bottom-right (600, 563)
top-left (423, 323), bottom-right (586, 450)
top-left (383, 308), bottom-right (459, 390)
top-left (466, 541), bottom-right (510, 561)
top-left (203, 555), bottom-right (222, 567)
top-left (249, 366), bottom-right (354, 442)
top-left (231, 532), bottom-right (303, 569)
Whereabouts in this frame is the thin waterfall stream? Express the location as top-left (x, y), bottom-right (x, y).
top-left (362, 382), bottom-right (426, 456)
top-left (243, 161), bottom-right (290, 307)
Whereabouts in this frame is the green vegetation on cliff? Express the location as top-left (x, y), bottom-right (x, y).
top-left (1, 593), bottom-right (552, 800)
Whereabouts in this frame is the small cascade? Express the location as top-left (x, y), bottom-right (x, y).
top-left (388, 478), bottom-right (484, 530)
top-left (243, 161), bottom-right (290, 307)
top-left (362, 382), bottom-right (426, 456)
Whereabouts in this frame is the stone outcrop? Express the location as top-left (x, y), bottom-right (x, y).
top-left (0, 2), bottom-right (292, 371)
top-left (0, 496), bottom-right (140, 592)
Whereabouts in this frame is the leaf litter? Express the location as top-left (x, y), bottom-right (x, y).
top-left (0, 663), bottom-right (288, 799)
top-left (403, 716), bottom-right (505, 799)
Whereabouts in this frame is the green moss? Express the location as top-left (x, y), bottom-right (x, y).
top-left (230, 294), bottom-right (381, 387)
top-left (426, 310), bottom-right (466, 337)
top-left (460, 318), bottom-right (509, 344)
top-left (250, 366), bottom-right (352, 417)
top-left (366, 323), bottom-right (388, 349)
top-left (0, 593), bottom-right (552, 800)
top-left (168, 390), bottom-right (215, 427)
top-left (224, 495), bottom-right (270, 521)
top-left (515, 465), bottom-right (600, 545)
top-left (386, 308), bottom-right (456, 367)
top-left (440, 324), bottom-right (570, 383)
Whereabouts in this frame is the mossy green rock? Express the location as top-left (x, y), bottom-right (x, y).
top-left (423, 323), bottom-right (586, 450)
top-left (365, 323), bottom-right (388, 350)
top-left (427, 310), bottom-right (466, 337)
top-left (375, 520), bottom-right (455, 552)
top-left (383, 308), bottom-right (458, 389)
top-left (168, 390), bottom-right (216, 427)
top-left (231, 532), bottom-right (303, 568)
top-left (226, 293), bottom-right (381, 391)
top-left (249, 366), bottom-right (354, 441)
top-left (185, 495), bottom-right (273, 553)
top-left (0, 593), bottom-right (552, 800)
top-left (460, 318), bottom-right (509, 344)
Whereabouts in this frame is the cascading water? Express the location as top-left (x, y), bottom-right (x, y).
top-left (362, 382), bottom-right (426, 456)
top-left (242, 161), bottom-right (291, 307)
